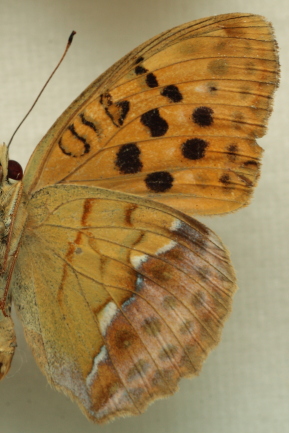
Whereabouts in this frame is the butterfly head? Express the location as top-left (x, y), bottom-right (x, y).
top-left (0, 144), bottom-right (23, 187)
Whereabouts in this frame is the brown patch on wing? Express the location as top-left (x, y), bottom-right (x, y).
top-left (82, 198), bottom-right (94, 226)
top-left (86, 214), bottom-right (237, 422)
top-left (124, 204), bottom-right (138, 226)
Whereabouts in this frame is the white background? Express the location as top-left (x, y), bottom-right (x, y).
top-left (0, 1), bottom-right (288, 432)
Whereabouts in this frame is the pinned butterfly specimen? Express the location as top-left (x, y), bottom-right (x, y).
top-left (0, 13), bottom-right (279, 423)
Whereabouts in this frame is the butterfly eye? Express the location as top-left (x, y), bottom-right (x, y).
top-left (7, 160), bottom-right (23, 181)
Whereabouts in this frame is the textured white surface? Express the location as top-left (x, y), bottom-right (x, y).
top-left (0, 1), bottom-right (288, 432)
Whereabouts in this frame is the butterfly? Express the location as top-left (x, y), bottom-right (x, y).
top-left (0, 13), bottom-right (279, 423)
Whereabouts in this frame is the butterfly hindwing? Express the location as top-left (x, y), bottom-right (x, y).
top-left (13, 184), bottom-right (236, 422)
top-left (23, 13), bottom-right (279, 216)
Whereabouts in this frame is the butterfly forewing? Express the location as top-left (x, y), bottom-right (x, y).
top-left (23, 13), bottom-right (279, 216)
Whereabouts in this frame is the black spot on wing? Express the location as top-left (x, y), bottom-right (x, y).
top-left (115, 143), bottom-right (143, 174)
top-left (192, 106), bottom-right (214, 127)
top-left (146, 73), bottom-right (158, 88)
top-left (135, 65), bottom-right (148, 75)
top-left (116, 100), bottom-right (130, 126)
top-left (135, 56), bottom-right (144, 64)
top-left (219, 173), bottom-right (231, 185)
top-left (161, 85), bottom-right (183, 103)
top-left (181, 138), bottom-right (208, 160)
top-left (209, 85), bottom-right (218, 93)
top-left (141, 109), bottom-right (168, 137)
top-left (227, 144), bottom-right (239, 162)
top-left (145, 171), bottom-right (173, 192)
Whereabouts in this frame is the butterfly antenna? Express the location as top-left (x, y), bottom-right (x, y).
top-left (7, 31), bottom-right (76, 149)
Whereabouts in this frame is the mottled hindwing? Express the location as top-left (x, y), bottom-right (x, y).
top-left (13, 185), bottom-right (236, 423)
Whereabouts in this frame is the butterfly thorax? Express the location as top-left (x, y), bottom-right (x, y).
top-left (0, 144), bottom-right (25, 279)
top-left (0, 192), bottom-right (27, 312)
top-left (0, 144), bottom-right (27, 379)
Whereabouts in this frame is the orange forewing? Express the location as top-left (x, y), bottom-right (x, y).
top-left (23, 13), bottom-right (279, 216)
